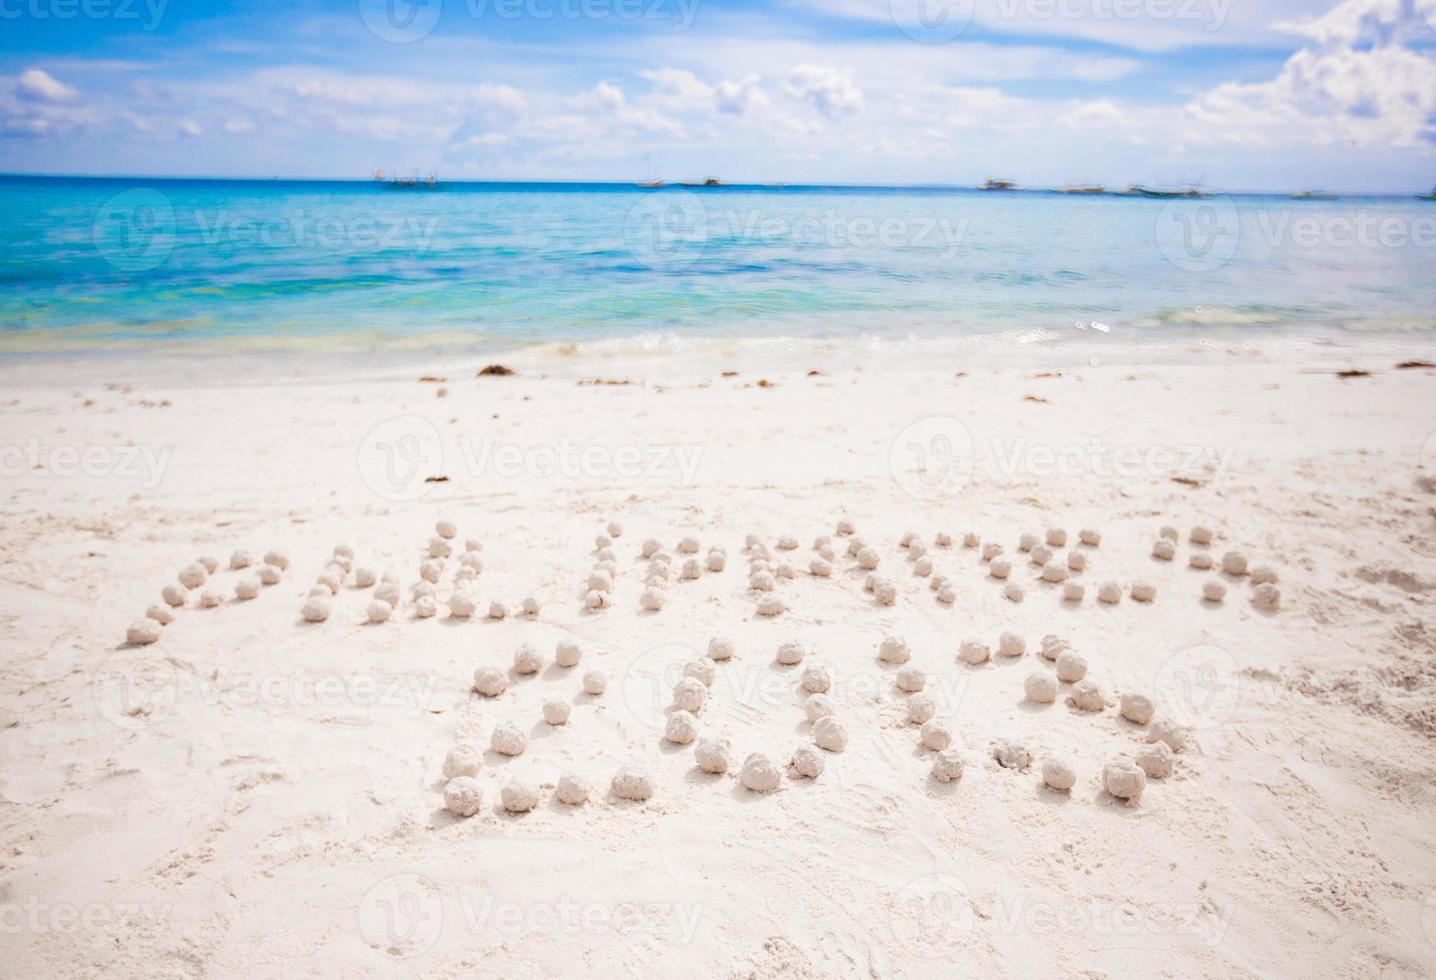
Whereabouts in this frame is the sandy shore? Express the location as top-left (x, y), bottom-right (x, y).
top-left (1, 346), bottom-right (1435, 978)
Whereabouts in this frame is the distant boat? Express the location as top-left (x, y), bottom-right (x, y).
top-left (636, 179), bottom-right (665, 188)
top-left (980, 178), bottom-right (1019, 191)
top-left (1055, 183), bottom-right (1105, 195)
top-left (636, 154), bottom-right (663, 188)
top-left (679, 176), bottom-right (726, 187)
top-left (1291, 190), bottom-right (1336, 200)
top-left (373, 168), bottom-right (440, 190)
top-left (1131, 185), bottom-right (1207, 199)
top-left (1419, 187), bottom-right (1436, 201)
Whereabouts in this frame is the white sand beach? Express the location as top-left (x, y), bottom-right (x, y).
top-left (2, 344), bottom-right (1435, 978)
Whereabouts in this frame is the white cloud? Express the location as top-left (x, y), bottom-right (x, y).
top-left (785, 64), bottom-right (863, 117)
top-left (16, 69), bottom-right (79, 103)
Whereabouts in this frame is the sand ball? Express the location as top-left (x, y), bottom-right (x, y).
top-left (229, 550), bottom-right (253, 570)
top-left (906, 694), bottom-right (937, 724)
top-left (1251, 564), bottom-right (1278, 585)
top-left (775, 562), bottom-right (797, 580)
top-left (813, 716), bottom-right (848, 752)
top-left (199, 591), bottom-right (223, 609)
top-left (235, 577), bottom-right (261, 601)
top-left (472, 667), bottom-right (507, 698)
top-left (126, 619), bottom-right (162, 645)
top-left (989, 557), bottom-right (1012, 580)
top-left (707, 636), bottom-right (734, 661)
top-left (875, 582), bottom-right (897, 606)
top-left (664, 710), bottom-right (699, 744)
top-left (997, 632), bottom-right (1026, 657)
top-left (1062, 582), bottom-right (1085, 602)
top-left (333, 544), bottom-right (354, 561)
top-left (684, 659), bottom-right (717, 687)
top-left (801, 663), bottom-right (830, 694)
top-left (1136, 742), bottom-right (1174, 779)
top-left (1003, 583), bottom-right (1024, 603)
top-left (791, 745), bottom-right (825, 779)
top-left (1078, 528), bottom-right (1101, 546)
top-left (367, 600), bottom-right (393, 624)
top-left (250, 564), bottom-right (278, 587)
top-left (805, 694), bottom-right (836, 722)
top-left (301, 596), bottom-right (331, 622)
top-left (913, 557), bottom-right (933, 577)
top-left (508, 644), bottom-right (539, 675)
top-left (606, 521), bottom-right (623, 539)
top-left (583, 590), bottom-right (606, 610)
top-left (937, 586), bottom-right (957, 604)
top-left (449, 590), bottom-right (477, 618)
top-left (640, 588), bottom-right (666, 612)
top-left (930, 575), bottom-right (948, 592)
top-left (556, 773), bottom-right (590, 805)
top-left (521, 597), bottom-right (540, 616)
top-left (740, 753), bottom-right (781, 793)
top-left (428, 537), bottom-right (452, 559)
top-left (678, 536), bottom-right (701, 554)
top-left (1042, 758), bottom-right (1076, 791)
top-left (1030, 544), bottom-right (1053, 566)
top-left (177, 563), bottom-right (207, 590)
top-left (1130, 580), bottom-right (1156, 602)
top-left (1098, 580), bottom-right (1122, 604)
top-left (553, 641), bottom-right (582, 669)
top-left (1068, 679), bottom-right (1104, 712)
top-left (490, 722), bottom-right (526, 757)
top-left (920, 719), bottom-right (953, 751)
top-left (415, 595), bottom-right (437, 619)
top-left (146, 603), bottom-right (175, 626)
top-left (501, 779), bottom-right (538, 813)
top-left (680, 558), bottom-right (701, 581)
top-left (419, 560), bottom-right (442, 584)
top-left (961, 531), bottom-right (980, 548)
top-left (1252, 583), bottom-right (1281, 611)
top-left (757, 596), bottom-right (786, 616)
top-left (749, 543), bottom-right (770, 561)
top-left (810, 558), bottom-right (833, 577)
top-left (749, 559), bottom-right (771, 576)
top-left (161, 584), bottom-right (187, 607)
top-left (982, 542), bottom-right (1004, 561)
top-left (612, 767), bottom-right (654, 801)
top-left (931, 750), bottom-right (964, 783)
top-left (1148, 719), bottom-right (1188, 752)
top-left (935, 532), bottom-right (953, 547)
top-left (707, 551), bottom-right (727, 572)
top-left (1190, 525), bottom-right (1213, 545)
top-left (958, 638), bottom-right (990, 666)
top-left (857, 547), bottom-right (881, 571)
top-left (331, 556), bottom-right (353, 575)
top-left (777, 535), bottom-right (799, 551)
top-left (908, 542), bottom-right (928, 561)
top-left (776, 642), bottom-right (807, 666)
top-left (434, 519), bottom-right (457, 540)
top-left (1221, 551), bottom-right (1248, 575)
top-left (1152, 539), bottom-right (1176, 561)
top-left (835, 519), bottom-right (856, 536)
top-left (415, 580), bottom-right (438, 597)
top-left (583, 670), bottom-right (608, 695)
top-left (443, 744), bottom-right (483, 780)
top-left (1120, 692), bottom-right (1155, 725)
top-left (1102, 759), bottom-right (1145, 801)
top-left (673, 677), bottom-right (707, 712)
top-left (1024, 673), bottom-right (1057, 704)
top-left (879, 636), bottom-right (910, 665)
top-left (586, 570), bottom-right (613, 593)
top-left (539, 699), bottom-right (570, 726)
top-left (1048, 527), bottom-right (1070, 547)
top-left (900, 531), bottom-right (919, 549)
top-left (487, 601), bottom-right (508, 620)
top-left (993, 739), bottom-right (1030, 769)
top-left (1067, 551), bottom-right (1086, 572)
top-left (1041, 561), bottom-right (1068, 584)
top-left (460, 551), bottom-right (484, 572)
top-left (897, 667), bottom-right (926, 693)
top-left (641, 538), bottom-right (662, 559)
top-left (1019, 532), bottom-right (1038, 553)
top-left (198, 555), bottom-right (220, 574)
top-left (374, 583), bottom-right (401, 607)
top-left (1054, 650), bottom-right (1087, 683)
top-left (1189, 552), bottom-right (1213, 570)
top-left (443, 777), bottom-right (483, 818)
top-left (1202, 580), bottom-right (1226, 602)
top-left (1039, 635), bottom-right (1068, 660)
top-left (595, 534), bottom-right (612, 552)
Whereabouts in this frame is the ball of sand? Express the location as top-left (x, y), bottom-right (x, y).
top-left (680, 558), bottom-right (701, 581)
top-left (556, 773), bottom-right (590, 805)
top-left (749, 571), bottom-right (775, 593)
top-left (995, 632), bottom-right (1024, 658)
top-left (548, 641), bottom-right (581, 669)
top-left (879, 636), bottom-right (910, 665)
top-left (1043, 758), bottom-right (1076, 791)
top-left (199, 590), bottom-right (223, 609)
top-left (1097, 580), bottom-right (1122, 603)
top-left (1251, 583), bottom-right (1281, 611)
top-left (1136, 742), bottom-right (1174, 779)
top-left (1054, 650), bottom-right (1087, 683)
top-left (1251, 564), bottom-right (1278, 585)
top-left (235, 577), bottom-right (260, 601)
top-left (1190, 525), bottom-right (1213, 545)
top-left (1079, 528), bottom-right (1101, 546)
top-left (818, 545), bottom-right (836, 562)
top-left (595, 535), bottom-right (612, 552)
top-left (1063, 582), bottom-right (1085, 602)
top-left (914, 557), bottom-right (933, 577)
top-left (374, 583), bottom-right (401, 607)
top-left (989, 557), bottom-right (1012, 580)
top-left (229, 550), bottom-right (253, 571)
top-left (1152, 539), bottom-right (1176, 561)
top-left (333, 544), bottom-right (354, 561)
top-left (1019, 532), bottom-right (1038, 552)
top-left (1068, 679), bottom-right (1104, 711)
top-left (198, 555), bottom-right (220, 574)
top-left (1041, 561), bottom-right (1068, 583)
top-left (801, 664), bottom-right (830, 694)
top-left (757, 596), bottom-right (786, 616)
top-left (301, 596), bottom-right (331, 622)
top-left (673, 677), bottom-right (707, 712)
top-left (472, 667), bottom-right (507, 698)
top-left (920, 719), bottom-right (953, 751)
top-left (448, 590), bottom-right (477, 619)
top-left (488, 601), bottom-right (509, 620)
top-left (583, 670), bottom-right (608, 695)
top-left (331, 555), bottom-right (353, 575)
top-left (640, 588), bottom-right (667, 612)
top-left (512, 644), bottom-right (542, 675)
top-left (695, 737), bottom-right (732, 774)
top-left (1003, 583), bottom-right (1024, 603)
top-left (1148, 719), bottom-right (1188, 751)
top-left (1067, 551), bottom-right (1086, 572)
top-left (641, 538), bottom-right (662, 559)
top-left (896, 667), bottom-right (926, 693)
top-left (1202, 580), bottom-right (1226, 602)
top-left (367, 599), bottom-right (393, 624)
top-left (490, 722), bottom-right (526, 756)
top-left (741, 753), bottom-right (781, 792)
top-left (959, 638), bottom-right (990, 666)
top-left (1187, 552), bottom-right (1213, 570)
top-left (958, 531), bottom-right (977, 548)
top-left (460, 551), bottom-right (484, 572)
top-left (707, 636), bottom-right (734, 662)
top-left (1120, 692), bottom-right (1155, 725)
top-left (543, 700), bottom-right (571, 726)
top-left (804, 694), bottom-right (836, 722)
top-left (413, 580), bottom-right (436, 598)
top-left (443, 777), bottom-right (483, 817)
top-left (583, 590), bottom-right (606, 610)
top-left (146, 604), bottom-right (174, 625)
top-left (419, 560), bottom-right (442, 584)
top-left (812, 715), bottom-right (848, 752)
top-left (1030, 544), bottom-right (1053, 566)
top-left (1130, 580), bottom-right (1156, 602)
top-left (982, 543), bottom-right (1004, 562)
top-left (1102, 759), bottom-right (1146, 801)
top-left (906, 695), bottom-right (936, 724)
top-left (707, 551), bottom-right (727, 572)
top-left (665, 710), bottom-right (699, 744)
top-left (776, 535), bottom-right (798, 551)
top-left (774, 642), bottom-right (806, 667)
top-left (161, 584), bottom-right (187, 607)
top-left (501, 779), bottom-right (538, 813)
top-left (606, 521), bottom-right (623, 539)
top-left (1024, 673), bottom-right (1057, 704)
top-left (791, 745), bottom-right (825, 779)
top-left (1221, 551), bottom-right (1248, 576)
top-left (586, 570), bottom-right (613, 593)
top-left (809, 558), bottom-right (832, 577)
top-left (257, 564), bottom-right (281, 586)
top-left (935, 532), bottom-right (953, 547)
top-left (126, 619), bottom-right (162, 645)
top-left (177, 563), bottom-right (207, 590)
top-left (835, 518), bottom-right (856, 536)
top-left (856, 547), bottom-right (880, 571)
top-left (429, 537), bottom-right (452, 560)
top-left (993, 739), bottom-right (1030, 770)
top-left (931, 750), bottom-right (964, 783)
top-left (414, 595), bottom-right (437, 619)
top-left (612, 767), bottom-right (654, 801)
top-left (937, 586), bottom-right (957, 604)
top-left (1046, 527), bottom-right (1067, 547)
top-left (1039, 635), bottom-right (1068, 660)
top-left (900, 531), bottom-right (919, 549)
top-left (521, 597), bottom-right (540, 616)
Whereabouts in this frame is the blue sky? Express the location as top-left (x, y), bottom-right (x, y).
top-left (1, 0), bottom-right (1434, 190)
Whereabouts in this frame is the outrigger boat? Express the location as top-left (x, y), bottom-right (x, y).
top-left (1291, 190), bottom-right (1336, 200)
top-left (1130, 184), bottom-right (1207, 199)
top-left (373, 169), bottom-right (440, 189)
top-left (1055, 183), bottom-right (1105, 195)
top-left (679, 176), bottom-right (727, 187)
top-left (980, 177), bottom-right (1019, 191)
top-left (1418, 186), bottom-right (1436, 201)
